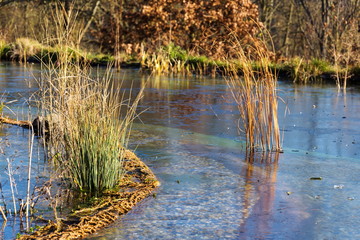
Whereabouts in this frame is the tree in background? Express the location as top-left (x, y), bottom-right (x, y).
top-left (254, 0), bottom-right (359, 62)
top-left (295, 0), bottom-right (359, 59)
top-left (0, 0), bottom-right (100, 47)
top-left (90, 0), bottom-right (261, 59)
top-left (0, 0), bottom-right (358, 64)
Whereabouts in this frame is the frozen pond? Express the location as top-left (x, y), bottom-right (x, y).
top-left (1, 62), bottom-right (360, 239)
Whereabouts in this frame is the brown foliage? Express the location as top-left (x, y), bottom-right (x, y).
top-left (93, 0), bottom-right (260, 59)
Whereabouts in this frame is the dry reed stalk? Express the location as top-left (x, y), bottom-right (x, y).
top-left (0, 206), bottom-right (6, 221)
top-left (25, 131), bottom-right (35, 231)
top-left (227, 34), bottom-right (282, 153)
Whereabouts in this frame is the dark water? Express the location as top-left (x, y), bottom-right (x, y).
top-left (1, 62), bottom-right (360, 239)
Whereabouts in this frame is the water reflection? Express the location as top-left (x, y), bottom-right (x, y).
top-left (240, 152), bottom-right (279, 238)
top-left (111, 70), bottom-right (239, 139)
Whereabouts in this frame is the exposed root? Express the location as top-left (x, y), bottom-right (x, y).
top-left (19, 150), bottom-right (160, 240)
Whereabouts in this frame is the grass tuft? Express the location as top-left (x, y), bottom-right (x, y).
top-left (37, 1), bottom-right (143, 197)
top-left (227, 34), bottom-right (282, 153)
top-left (39, 57), bottom-right (142, 196)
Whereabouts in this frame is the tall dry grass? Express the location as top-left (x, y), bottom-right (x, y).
top-left (227, 35), bottom-right (282, 153)
top-left (37, 1), bottom-right (143, 196)
top-left (10, 38), bottom-right (43, 62)
top-left (39, 55), bottom-right (142, 196)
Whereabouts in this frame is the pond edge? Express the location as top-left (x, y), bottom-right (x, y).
top-left (17, 150), bottom-right (160, 240)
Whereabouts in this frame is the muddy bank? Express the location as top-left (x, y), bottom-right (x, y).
top-left (18, 150), bottom-right (159, 240)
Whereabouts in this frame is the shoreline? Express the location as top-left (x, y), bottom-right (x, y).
top-left (1, 39), bottom-right (359, 85)
top-left (19, 149), bottom-right (159, 240)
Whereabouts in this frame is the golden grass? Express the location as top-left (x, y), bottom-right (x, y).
top-left (10, 38), bottom-right (44, 62)
top-left (227, 35), bottom-right (281, 153)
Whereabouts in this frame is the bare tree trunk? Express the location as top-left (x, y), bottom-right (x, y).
top-left (113, 0), bottom-right (123, 71)
top-left (256, 0), bottom-right (277, 31)
top-left (282, 2), bottom-right (294, 57)
top-left (320, 0), bottom-right (331, 59)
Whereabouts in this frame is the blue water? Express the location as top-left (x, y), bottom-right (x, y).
top-left (0, 62), bottom-right (46, 239)
top-left (1, 62), bottom-right (360, 239)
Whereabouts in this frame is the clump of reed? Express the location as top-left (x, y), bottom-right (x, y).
top-left (39, 54), bottom-right (142, 196)
top-left (37, 1), bottom-right (142, 197)
top-left (140, 43), bottom-right (221, 76)
top-left (140, 43), bottom-right (189, 75)
top-left (227, 36), bottom-right (282, 153)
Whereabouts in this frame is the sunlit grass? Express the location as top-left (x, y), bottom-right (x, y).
top-left (280, 57), bottom-right (334, 83)
top-left (37, 2), bottom-right (143, 196)
top-left (0, 39), bottom-right (11, 60)
top-left (227, 35), bottom-right (281, 153)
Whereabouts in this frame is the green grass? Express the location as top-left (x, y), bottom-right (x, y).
top-left (165, 42), bottom-right (188, 62)
top-left (0, 40), bottom-right (11, 60)
top-left (277, 57), bottom-right (335, 83)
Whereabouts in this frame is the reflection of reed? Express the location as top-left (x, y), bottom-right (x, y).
top-left (139, 75), bottom-right (227, 134)
top-left (140, 75), bottom-right (192, 90)
top-left (240, 152), bottom-right (279, 234)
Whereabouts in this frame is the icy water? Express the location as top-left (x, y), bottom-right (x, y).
top-left (1, 62), bottom-right (360, 239)
top-left (0, 62), bottom-right (45, 239)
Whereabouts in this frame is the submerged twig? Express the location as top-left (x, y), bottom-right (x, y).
top-left (6, 158), bottom-right (17, 215)
top-left (0, 205), bottom-right (6, 221)
top-left (26, 130), bottom-right (35, 231)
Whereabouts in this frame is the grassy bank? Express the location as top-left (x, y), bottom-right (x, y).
top-left (0, 38), bottom-right (138, 67)
top-left (1, 38), bottom-right (359, 84)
